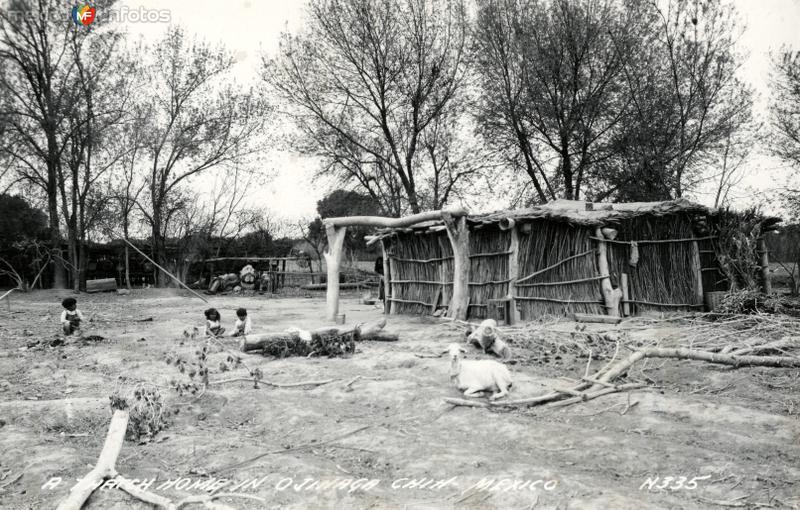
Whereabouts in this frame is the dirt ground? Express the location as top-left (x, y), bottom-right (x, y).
top-left (0, 289), bottom-right (798, 510)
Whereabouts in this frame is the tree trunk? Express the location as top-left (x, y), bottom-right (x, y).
top-left (443, 212), bottom-right (470, 320)
top-left (324, 225), bottom-right (347, 321)
top-left (151, 219), bottom-right (166, 287)
top-left (78, 240), bottom-right (88, 292)
top-left (123, 224), bottom-right (131, 289)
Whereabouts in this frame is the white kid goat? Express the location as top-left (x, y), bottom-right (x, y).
top-left (447, 343), bottom-right (513, 400)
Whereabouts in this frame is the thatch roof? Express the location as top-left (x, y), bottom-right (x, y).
top-left (372, 198), bottom-right (711, 238)
top-left (472, 198), bottom-right (709, 227)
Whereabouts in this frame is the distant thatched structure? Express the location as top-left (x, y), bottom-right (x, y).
top-left (360, 199), bottom-right (780, 321)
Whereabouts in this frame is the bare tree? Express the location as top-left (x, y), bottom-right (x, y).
top-left (711, 129), bottom-right (754, 208)
top-left (266, 0), bottom-right (472, 215)
top-left (110, 106), bottom-right (148, 289)
top-left (0, 0), bottom-right (105, 287)
top-left (136, 27), bottom-right (270, 285)
top-left (56, 27), bottom-right (131, 290)
top-left (473, 0), bottom-right (636, 202)
top-left (771, 50), bottom-right (800, 173)
top-left (473, 0), bottom-right (752, 204)
top-left (610, 0), bottom-right (753, 200)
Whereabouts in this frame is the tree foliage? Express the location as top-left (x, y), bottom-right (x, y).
top-left (473, 0), bottom-right (752, 203)
top-left (0, 194), bottom-right (47, 243)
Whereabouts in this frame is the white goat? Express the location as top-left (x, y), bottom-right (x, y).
top-left (447, 343), bottom-right (513, 400)
top-left (466, 319), bottom-right (512, 359)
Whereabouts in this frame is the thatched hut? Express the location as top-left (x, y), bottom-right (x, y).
top-left (321, 199), bottom-right (779, 322)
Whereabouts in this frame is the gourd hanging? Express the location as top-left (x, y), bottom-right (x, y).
top-left (629, 241), bottom-right (639, 267)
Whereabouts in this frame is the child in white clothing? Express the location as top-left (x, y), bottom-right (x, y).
top-left (204, 308), bottom-right (225, 337)
top-left (231, 308), bottom-right (252, 337)
top-left (61, 297), bottom-right (84, 336)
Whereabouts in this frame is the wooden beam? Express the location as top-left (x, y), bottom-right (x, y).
top-left (442, 212), bottom-right (470, 320)
top-left (324, 225), bottom-right (347, 321)
top-left (507, 224), bottom-right (520, 324)
top-left (758, 237), bottom-right (772, 294)
top-left (324, 205), bottom-right (467, 228)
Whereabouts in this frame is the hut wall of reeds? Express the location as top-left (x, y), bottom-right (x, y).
top-left (366, 199), bottom-right (777, 321)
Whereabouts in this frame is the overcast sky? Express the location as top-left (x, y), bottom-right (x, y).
top-left (121, 0), bottom-right (800, 220)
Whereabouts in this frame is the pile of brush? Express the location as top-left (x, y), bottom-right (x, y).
top-left (258, 331), bottom-right (357, 358)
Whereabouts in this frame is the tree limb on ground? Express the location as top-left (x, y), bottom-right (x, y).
top-left (209, 377), bottom-right (337, 388)
top-left (443, 344), bottom-right (800, 410)
top-left (56, 409), bottom-right (263, 510)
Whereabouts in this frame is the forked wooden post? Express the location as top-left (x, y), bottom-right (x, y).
top-left (442, 212), bottom-right (470, 320)
top-left (758, 237), bottom-right (772, 294)
top-left (595, 227), bottom-right (622, 317)
top-left (331, 205), bottom-right (468, 320)
top-left (324, 225), bottom-right (347, 321)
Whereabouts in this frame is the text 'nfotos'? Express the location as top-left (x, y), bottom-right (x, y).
top-left (5, 3), bottom-right (172, 26)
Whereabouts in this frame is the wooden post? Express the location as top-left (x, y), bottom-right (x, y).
top-left (690, 240), bottom-right (704, 304)
top-left (507, 224), bottom-right (521, 324)
top-left (758, 237), bottom-right (772, 294)
top-left (620, 273), bottom-right (630, 317)
top-left (380, 239), bottom-right (391, 315)
top-left (443, 212), bottom-right (470, 320)
top-left (595, 227), bottom-right (622, 317)
top-left (325, 225), bottom-right (347, 322)
top-left (437, 236), bottom-right (451, 309)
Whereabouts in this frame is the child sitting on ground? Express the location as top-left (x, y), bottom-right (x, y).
top-left (231, 307), bottom-right (252, 337)
top-left (60, 297), bottom-right (84, 336)
top-left (204, 308), bottom-right (225, 337)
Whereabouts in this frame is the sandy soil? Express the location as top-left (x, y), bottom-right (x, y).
top-left (0, 289), bottom-right (798, 510)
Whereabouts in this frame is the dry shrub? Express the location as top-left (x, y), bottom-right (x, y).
top-left (715, 288), bottom-right (787, 315)
top-left (109, 383), bottom-right (169, 441)
top-left (710, 208), bottom-right (763, 291)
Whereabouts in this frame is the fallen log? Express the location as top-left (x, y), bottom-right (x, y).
top-left (58, 405), bottom-right (264, 510)
top-left (571, 313), bottom-right (622, 325)
top-left (597, 347), bottom-right (800, 386)
top-left (56, 409), bottom-right (129, 510)
top-left (86, 278), bottom-right (117, 293)
top-left (239, 318), bottom-right (389, 353)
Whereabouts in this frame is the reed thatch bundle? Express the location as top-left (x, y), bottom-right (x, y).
top-left (387, 232), bottom-right (447, 314)
top-left (515, 220), bottom-right (604, 318)
top-left (468, 227), bottom-right (511, 319)
top-left (607, 215), bottom-right (700, 313)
